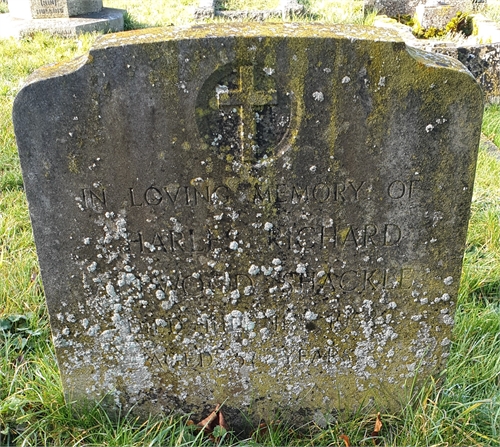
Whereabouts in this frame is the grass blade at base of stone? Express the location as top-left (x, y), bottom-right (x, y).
top-left (7, 400), bottom-right (211, 446)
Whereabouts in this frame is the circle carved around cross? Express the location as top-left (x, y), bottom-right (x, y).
top-left (196, 64), bottom-right (292, 164)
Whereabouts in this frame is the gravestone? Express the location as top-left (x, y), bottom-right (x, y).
top-left (0, 0), bottom-right (123, 38)
top-left (415, 0), bottom-right (476, 29)
top-left (364, 0), bottom-right (421, 15)
top-left (365, 0), bottom-right (484, 16)
top-left (194, 0), bottom-right (304, 20)
top-left (13, 23), bottom-right (483, 431)
top-left (8, 0), bottom-right (103, 20)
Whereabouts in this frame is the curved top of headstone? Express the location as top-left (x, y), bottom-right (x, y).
top-left (22, 23), bottom-right (473, 86)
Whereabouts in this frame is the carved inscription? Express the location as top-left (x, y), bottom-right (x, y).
top-left (34, 0), bottom-right (66, 17)
top-left (81, 188), bottom-right (106, 211)
top-left (128, 222), bottom-right (402, 254)
top-left (129, 184), bottom-right (231, 207)
top-left (78, 172), bottom-right (423, 371)
top-left (149, 347), bottom-right (347, 370)
top-left (129, 181), bottom-right (370, 206)
top-left (35, 8), bottom-right (65, 14)
top-left (79, 177), bottom-right (420, 211)
top-left (133, 266), bottom-right (415, 300)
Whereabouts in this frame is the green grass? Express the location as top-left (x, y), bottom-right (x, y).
top-left (106, 0), bottom-right (372, 27)
top-left (482, 104), bottom-right (500, 148)
top-left (218, 0), bottom-right (281, 10)
top-left (482, 0), bottom-right (500, 23)
top-left (109, 0), bottom-right (196, 27)
top-left (304, 0), bottom-right (370, 24)
top-left (1, 1), bottom-right (500, 445)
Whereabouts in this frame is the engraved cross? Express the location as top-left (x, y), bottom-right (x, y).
top-left (218, 66), bottom-right (277, 162)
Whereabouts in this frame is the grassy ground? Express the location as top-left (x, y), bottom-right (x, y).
top-left (111, 0), bottom-right (370, 28)
top-left (1, 1), bottom-right (500, 445)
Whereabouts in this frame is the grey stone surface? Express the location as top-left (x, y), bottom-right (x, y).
top-left (194, 0), bottom-right (214, 19)
top-left (416, 3), bottom-right (461, 29)
top-left (365, 0), bottom-right (421, 16)
top-left (0, 7), bottom-right (124, 38)
top-left (480, 136), bottom-right (500, 160)
top-left (194, 0), bottom-right (303, 20)
top-left (8, 0), bottom-right (102, 19)
top-left (365, 0), bottom-right (482, 16)
top-left (13, 23), bottom-right (483, 431)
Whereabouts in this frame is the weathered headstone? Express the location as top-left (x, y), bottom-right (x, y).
top-left (13, 23), bottom-right (483, 431)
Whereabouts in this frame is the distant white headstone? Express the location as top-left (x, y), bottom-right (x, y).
top-left (1, 0), bottom-right (123, 38)
top-left (8, 0), bottom-right (102, 20)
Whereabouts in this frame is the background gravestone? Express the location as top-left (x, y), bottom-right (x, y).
top-left (364, 0), bottom-right (421, 15)
top-left (8, 0), bottom-right (103, 19)
top-left (193, 0), bottom-right (304, 20)
top-left (365, 0), bottom-right (484, 16)
top-left (1, 0), bottom-right (123, 38)
top-left (13, 23), bottom-right (483, 431)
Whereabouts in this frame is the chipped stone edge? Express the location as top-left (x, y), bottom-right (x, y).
top-left (20, 54), bottom-right (89, 88)
top-left (406, 45), bottom-right (477, 76)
